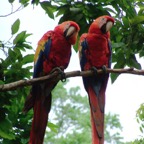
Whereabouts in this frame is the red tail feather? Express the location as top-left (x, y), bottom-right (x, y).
top-left (29, 93), bottom-right (51, 144)
top-left (88, 86), bottom-right (104, 144)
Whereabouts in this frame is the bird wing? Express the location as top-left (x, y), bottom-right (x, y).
top-left (33, 34), bottom-right (52, 78)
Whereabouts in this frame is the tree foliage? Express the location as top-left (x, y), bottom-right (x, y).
top-left (136, 103), bottom-right (144, 135)
top-left (0, 16), bottom-right (33, 144)
top-left (0, 0), bottom-right (144, 143)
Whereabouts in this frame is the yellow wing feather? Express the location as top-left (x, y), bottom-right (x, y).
top-left (34, 41), bottom-right (45, 65)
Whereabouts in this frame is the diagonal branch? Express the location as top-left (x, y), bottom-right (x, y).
top-left (0, 67), bottom-right (144, 92)
top-left (0, 5), bottom-right (24, 17)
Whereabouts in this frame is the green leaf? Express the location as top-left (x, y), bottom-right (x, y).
top-left (7, 90), bottom-right (18, 96)
top-left (110, 59), bottom-right (125, 83)
top-left (13, 31), bottom-right (32, 44)
top-left (128, 55), bottom-right (141, 69)
top-left (56, 5), bottom-right (69, 17)
top-left (40, 2), bottom-right (56, 19)
top-left (48, 122), bottom-right (59, 133)
top-left (22, 43), bottom-right (33, 49)
top-left (111, 73), bottom-right (120, 84)
top-left (22, 54), bottom-right (34, 64)
top-left (31, 0), bottom-right (40, 5)
top-left (11, 19), bottom-right (20, 35)
top-left (20, 0), bottom-right (29, 5)
top-left (0, 118), bottom-right (15, 140)
top-left (0, 80), bottom-right (4, 84)
top-left (112, 42), bottom-right (125, 48)
top-left (0, 129), bottom-right (15, 140)
top-left (8, 48), bottom-right (16, 59)
top-left (13, 31), bottom-right (26, 44)
top-left (122, 17), bottom-right (130, 27)
top-left (138, 7), bottom-right (144, 16)
top-left (8, 0), bottom-right (15, 3)
top-left (73, 35), bottom-right (80, 52)
top-left (130, 59), bottom-right (141, 69)
top-left (130, 16), bottom-right (144, 25)
top-left (140, 126), bottom-right (143, 133)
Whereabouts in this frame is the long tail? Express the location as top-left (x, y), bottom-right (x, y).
top-left (23, 80), bottom-right (56, 144)
top-left (88, 86), bottom-right (105, 144)
top-left (23, 84), bottom-right (52, 144)
top-left (29, 92), bottom-right (52, 144)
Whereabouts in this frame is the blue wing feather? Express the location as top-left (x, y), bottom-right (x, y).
top-left (80, 39), bottom-right (88, 71)
top-left (43, 38), bottom-right (52, 58)
top-left (33, 51), bottom-right (44, 78)
top-left (33, 38), bottom-right (52, 78)
top-left (80, 39), bottom-right (89, 91)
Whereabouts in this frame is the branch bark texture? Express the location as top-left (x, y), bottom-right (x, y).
top-left (0, 68), bottom-right (144, 92)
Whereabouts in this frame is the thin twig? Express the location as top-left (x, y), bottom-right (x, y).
top-left (0, 5), bottom-right (24, 17)
top-left (0, 68), bottom-right (144, 92)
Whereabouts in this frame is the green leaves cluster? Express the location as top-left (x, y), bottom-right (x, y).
top-left (0, 19), bottom-right (33, 143)
top-left (105, 113), bottom-right (124, 144)
top-left (136, 103), bottom-right (144, 133)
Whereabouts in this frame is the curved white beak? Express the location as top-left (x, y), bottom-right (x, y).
top-left (66, 26), bottom-right (76, 37)
top-left (106, 21), bottom-right (113, 32)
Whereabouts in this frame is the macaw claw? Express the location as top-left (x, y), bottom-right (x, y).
top-left (102, 65), bottom-right (107, 74)
top-left (91, 66), bottom-right (98, 76)
top-left (91, 65), bottom-right (107, 76)
top-left (50, 67), bottom-right (66, 82)
top-left (60, 72), bottom-right (66, 83)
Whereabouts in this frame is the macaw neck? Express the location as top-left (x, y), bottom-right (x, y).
top-left (89, 28), bottom-right (109, 39)
top-left (89, 31), bottom-right (109, 39)
top-left (102, 33), bottom-right (109, 39)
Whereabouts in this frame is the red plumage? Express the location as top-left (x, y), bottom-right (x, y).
top-left (23, 21), bottom-right (79, 144)
top-left (41, 31), bottom-right (72, 73)
top-left (79, 15), bottom-right (114, 144)
top-left (81, 33), bottom-right (111, 70)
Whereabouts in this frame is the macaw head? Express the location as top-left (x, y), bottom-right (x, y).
top-left (88, 15), bottom-right (114, 37)
top-left (54, 21), bottom-right (80, 45)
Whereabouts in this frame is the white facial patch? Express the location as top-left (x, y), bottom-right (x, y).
top-left (63, 23), bottom-right (70, 32)
top-left (99, 17), bottom-right (107, 28)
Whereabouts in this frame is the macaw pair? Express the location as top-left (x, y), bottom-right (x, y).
top-left (23, 15), bottom-right (114, 144)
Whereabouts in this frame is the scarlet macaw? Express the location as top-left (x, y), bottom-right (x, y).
top-left (23, 21), bottom-right (80, 144)
top-left (79, 15), bottom-right (114, 144)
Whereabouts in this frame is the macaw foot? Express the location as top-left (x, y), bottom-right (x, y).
top-left (90, 65), bottom-right (107, 76)
top-left (101, 65), bottom-right (107, 74)
top-left (50, 67), bottom-right (66, 82)
top-left (90, 66), bottom-right (98, 76)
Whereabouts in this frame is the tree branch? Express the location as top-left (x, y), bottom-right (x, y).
top-left (0, 5), bottom-right (24, 17)
top-left (0, 67), bottom-right (144, 92)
